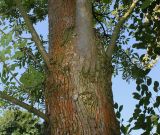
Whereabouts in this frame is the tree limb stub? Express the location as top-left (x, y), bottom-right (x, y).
top-left (0, 91), bottom-right (49, 122)
top-left (14, 0), bottom-right (51, 70)
top-left (106, 0), bottom-right (138, 61)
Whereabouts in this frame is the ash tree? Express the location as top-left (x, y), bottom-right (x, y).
top-left (0, 0), bottom-right (160, 134)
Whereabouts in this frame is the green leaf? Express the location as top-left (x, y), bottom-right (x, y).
top-left (5, 46), bottom-right (12, 55)
top-left (136, 78), bottom-right (144, 85)
top-left (153, 81), bottom-right (159, 92)
top-left (119, 105), bottom-right (123, 112)
top-left (20, 66), bottom-right (44, 88)
top-left (136, 85), bottom-right (141, 91)
top-left (157, 123), bottom-right (160, 134)
top-left (135, 108), bottom-right (142, 115)
top-left (102, 0), bottom-right (111, 4)
top-left (150, 115), bottom-right (158, 122)
top-left (116, 111), bottom-right (121, 119)
top-left (154, 102), bottom-right (159, 108)
top-left (114, 103), bottom-right (118, 109)
top-left (141, 0), bottom-right (154, 9)
top-left (143, 96), bottom-right (150, 106)
top-left (12, 51), bottom-right (24, 59)
top-left (156, 96), bottom-right (160, 104)
top-left (141, 84), bottom-right (148, 91)
top-left (147, 78), bottom-right (152, 86)
top-left (6, 31), bottom-right (13, 43)
top-left (121, 125), bottom-right (126, 134)
top-left (153, 86), bottom-right (158, 92)
top-left (133, 92), bottom-right (141, 100)
top-left (10, 64), bottom-right (18, 71)
top-left (133, 42), bottom-right (145, 49)
top-left (154, 81), bottom-right (159, 87)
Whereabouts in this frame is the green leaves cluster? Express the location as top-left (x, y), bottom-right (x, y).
top-left (20, 66), bottom-right (44, 88)
top-left (131, 0), bottom-right (160, 66)
top-left (115, 77), bottom-right (160, 135)
top-left (141, 0), bottom-right (155, 9)
top-left (0, 110), bottom-right (43, 135)
top-left (0, 0), bottom-right (47, 24)
top-left (114, 102), bottom-right (123, 119)
top-left (128, 77), bottom-right (160, 134)
top-left (0, 18), bottom-right (46, 105)
top-left (114, 102), bottom-right (131, 135)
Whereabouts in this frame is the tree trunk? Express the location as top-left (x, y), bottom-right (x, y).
top-left (45, 0), bottom-right (120, 134)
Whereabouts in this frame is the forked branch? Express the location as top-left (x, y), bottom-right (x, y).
top-left (14, 0), bottom-right (51, 70)
top-left (106, 0), bottom-right (138, 61)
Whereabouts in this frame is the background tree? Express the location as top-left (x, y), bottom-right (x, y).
top-left (0, 109), bottom-right (42, 135)
top-left (0, 0), bottom-right (160, 134)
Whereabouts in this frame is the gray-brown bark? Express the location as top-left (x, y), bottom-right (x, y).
top-left (46, 0), bottom-right (120, 134)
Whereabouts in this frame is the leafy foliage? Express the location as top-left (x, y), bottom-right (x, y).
top-left (117, 77), bottom-right (160, 134)
top-left (20, 66), bottom-right (44, 88)
top-left (0, 0), bottom-right (48, 24)
top-left (0, 110), bottom-right (43, 135)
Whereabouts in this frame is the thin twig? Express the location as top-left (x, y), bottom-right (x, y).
top-left (92, 6), bottom-right (109, 38)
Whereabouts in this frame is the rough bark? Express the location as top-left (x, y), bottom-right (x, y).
top-left (46, 0), bottom-right (120, 134)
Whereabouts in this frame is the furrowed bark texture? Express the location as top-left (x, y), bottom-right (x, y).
top-left (46, 0), bottom-right (120, 134)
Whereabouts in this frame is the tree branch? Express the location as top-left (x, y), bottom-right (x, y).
top-left (92, 6), bottom-right (109, 38)
top-left (19, 47), bottom-right (43, 68)
top-left (106, 0), bottom-right (138, 61)
top-left (0, 60), bottom-right (47, 120)
top-left (0, 91), bottom-right (49, 122)
top-left (14, 0), bottom-right (51, 70)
